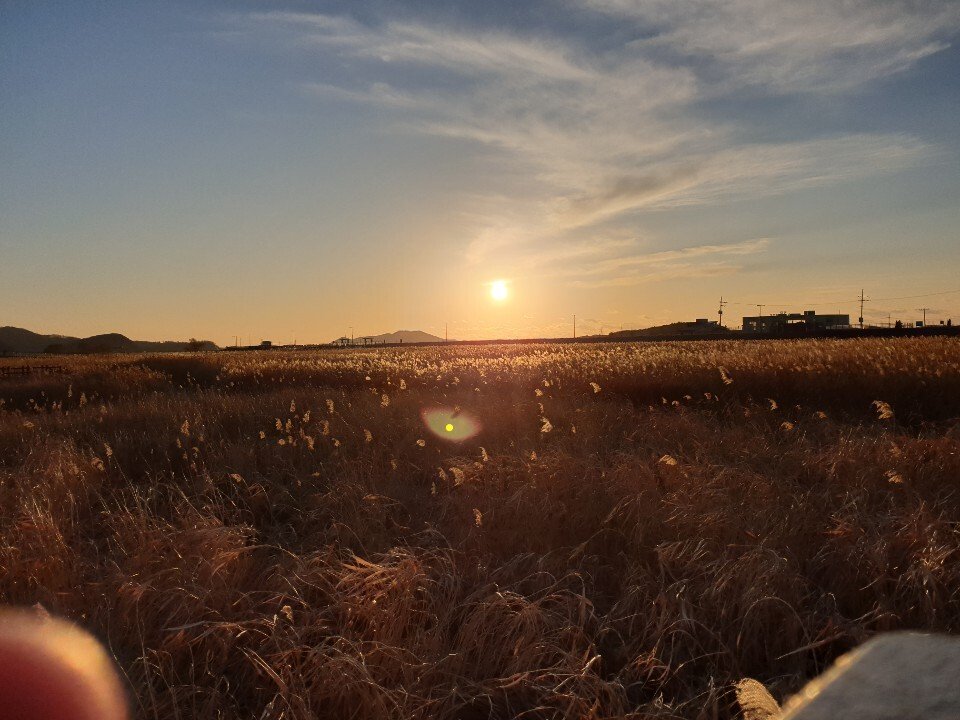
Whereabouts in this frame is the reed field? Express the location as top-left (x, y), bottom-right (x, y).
top-left (1, 337), bottom-right (959, 719)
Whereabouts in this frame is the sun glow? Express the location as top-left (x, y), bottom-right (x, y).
top-left (490, 280), bottom-right (509, 301)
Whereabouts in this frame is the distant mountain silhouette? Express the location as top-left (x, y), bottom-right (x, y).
top-left (0, 326), bottom-right (218, 355)
top-left (0, 327), bottom-right (77, 354)
top-left (77, 333), bottom-right (139, 353)
top-left (374, 330), bottom-right (447, 344)
top-left (331, 330), bottom-right (447, 345)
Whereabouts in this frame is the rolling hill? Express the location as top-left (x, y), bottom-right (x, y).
top-left (330, 330), bottom-right (447, 345)
top-left (0, 326), bottom-right (218, 355)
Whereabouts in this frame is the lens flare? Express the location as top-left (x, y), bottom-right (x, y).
top-left (422, 407), bottom-right (481, 441)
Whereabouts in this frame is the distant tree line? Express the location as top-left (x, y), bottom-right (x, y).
top-left (42, 338), bottom-right (214, 354)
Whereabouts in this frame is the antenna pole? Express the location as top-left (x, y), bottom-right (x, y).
top-left (756, 304), bottom-right (764, 317)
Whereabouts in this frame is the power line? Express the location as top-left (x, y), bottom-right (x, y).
top-left (870, 289), bottom-right (960, 302)
top-left (724, 288), bottom-right (960, 308)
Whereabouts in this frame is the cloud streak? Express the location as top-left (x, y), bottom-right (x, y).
top-left (583, 0), bottom-right (960, 92)
top-left (562, 238), bottom-right (772, 288)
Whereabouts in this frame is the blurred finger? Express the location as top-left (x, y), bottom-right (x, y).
top-left (0, 607), bottom-right (128, 720)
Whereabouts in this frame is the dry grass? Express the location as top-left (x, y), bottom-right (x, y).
top-left (1, 337), bottom-right (959, 719)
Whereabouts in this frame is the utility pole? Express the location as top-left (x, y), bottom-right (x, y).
top-left (756, 304), bottom-right (764, 317)
top-left (573, 315), bottom-right (576, 339)
top-left (445, 323), bottom-right (448, 343)
top-left (859, 289), bottom-right (866, 329)
top-left (917, 307), bottom-right (930, 326)
top-left (888, 313), bottom-right (892, 328)
top-left (718, 297), bottom-right (727, 327)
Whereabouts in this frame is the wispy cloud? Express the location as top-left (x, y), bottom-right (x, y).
top-left (562, 238), bottom-right (771, 288)
top-left (242, 3), bottom-right (951, 286)
top-left (300, 81), bottom-right (417, 108)
top-left (571, 263), bottom-right (740, 288)
top-left (583, 0), bottom-right (960, 92)
top-left (253, 11), bottom-right (594, 81)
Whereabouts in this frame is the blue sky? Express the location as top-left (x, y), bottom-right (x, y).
top-left (2, 0), bottom-right (959, 342)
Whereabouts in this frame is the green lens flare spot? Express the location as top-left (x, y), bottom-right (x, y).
top-left (422, 408), bottom-right (481, 442)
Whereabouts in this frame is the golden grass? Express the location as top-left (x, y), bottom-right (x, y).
top-left (1, 337), bottom-right (959, 718)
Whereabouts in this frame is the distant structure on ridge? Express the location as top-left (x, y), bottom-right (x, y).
top-left (608, 318), bottom-right (731, 339)
top-left (742, 310), bottom-right (849, 334)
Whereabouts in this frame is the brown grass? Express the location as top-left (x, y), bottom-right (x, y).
top-left (1, 338), bottom-right (959, 718)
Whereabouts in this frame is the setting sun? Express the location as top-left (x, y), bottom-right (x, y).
top-left (490, 280), bottom-right (509, 302)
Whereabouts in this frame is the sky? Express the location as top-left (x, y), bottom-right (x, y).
top-left (2, 0), bottom-right (959, 344)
